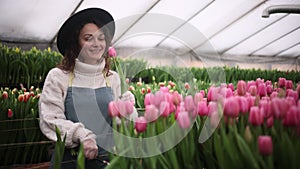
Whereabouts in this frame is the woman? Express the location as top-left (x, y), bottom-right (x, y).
top-left (39, 8), bottom-right (135, 168)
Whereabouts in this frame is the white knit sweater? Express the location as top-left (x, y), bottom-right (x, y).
top-left (39, 59), bottom-right (121, 148)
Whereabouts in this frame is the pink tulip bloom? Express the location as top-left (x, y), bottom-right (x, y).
top-left (258, 136), bottom-right (273, 156)
top-left (266, 116), bottom-right (274, 128)
top-left (224, 97), bottom-right (240, 118)
top-left (271, 98), bottom-right (288, 119)
top-left (124, 101), bottom-right (134, 116)
top-left (207, 86), bottom-right (220, 101)
top-left (199, 90), bottom-right (206, 97)
top-left (160, 86), bottom-right (169, 93)
top-left (278, 77), bottom-right (286, 88)
top-left (285, 80), bottom-right (293, 89)
top-left (145, 104), bottom-right (159, 122)
top-left (210, 110), bottom-right (221, 129)
top-left (8, 109), bottom-right (13, 118)
top-left (248, 85), bottom-right (257, 96)
top-left (108, 101), bottom-right (119, 117)
top-left (172, 91), bottom-right (182, 106)
top-left (176, 111), bottom-right (190, 129)
top-left (144, 93), bottom-right (152, 107)
top-left (227, 83), bottom-right (234, 91)
top-left (238, 96), bottom-right (249, 114)
top-left (237, 80), bottom-right (247, 96)
top-left (152, 91), bottom-right (166, 107)
top-left (226, 88), bottom-right (234, 98)
top-left (259, 100), bottom-right (272, 118)
top-left (270, 91), bottom-right (278, 100)
top-left (108, 47), bottom-right (117, 57)
top-left (194, 92), bottom-right (204, 104)
top-left (265, 80), bottom-right (272, 86)
top-left (257, 83), bottom-right (267, 97)
top-left (249, 106), bottom-right (264, 126)
top-left (266, 85), bottom-right (273, 95)
top-left (287, 90), bottom-right (298, 103)
top-left (197, 101), bottom-right (209, 116)
top-left (296, 84), bottom-right (300, 97)
top-left (135, 117), bottom-right (147, 133)
top-left (246, 96), bottom-right (256, 110)
top-left (247, 80), bottom-right (256, 91)
top-left (184, 95), bottom-right (195, 113)
top-left (282, 106), bottom-right (300, 126)
top-left (208, 101), bottom-right (218, 116)
top-left (160, 101), bottom-right (170, 117)
top-left (285, 96), bottom-right (296, 107)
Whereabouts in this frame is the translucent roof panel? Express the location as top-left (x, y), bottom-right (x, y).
top-left (0, 0), bottom-right (80, 42)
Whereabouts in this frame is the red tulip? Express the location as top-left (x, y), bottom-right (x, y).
top-left (135, 117), bottom-right (147, 133)
top-left (108, 47), bottom-right (117, 57)
top-left (258, 136), bottom-right (273, 156)
top-left (146, 87), bottom-right (151, 93)
top-left (224, 97), bottom-right (240, 118)
top-left (184, 82), bottom-right (190, 89)
top-left (278, 77), bottom-right (286, 88)
top-left (249, 106), bottom-right (264, 126)
top-left (237, 80), bottom-right (247, 96)
top-left (2, 91), bottom-right (8, 99)
top-left (8, 109), bottom-right (13, 118)
top-left (141, 88), bottom-right (146, 94)
top-left (176, 111), bottom-right (190, 129)
top-left (18, 94), bottom-right (24, 102)
top-left (197, 101), bottom-right (209, 116)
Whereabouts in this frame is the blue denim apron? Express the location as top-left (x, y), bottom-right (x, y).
top-left (50, 72), bottom-right (114, 169)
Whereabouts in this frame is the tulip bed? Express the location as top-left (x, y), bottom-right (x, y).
top-left (106, 78), bottom-right (300, 169)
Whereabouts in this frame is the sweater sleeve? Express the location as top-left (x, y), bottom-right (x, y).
top-left (109, 71), bottom-right (121, 101)
top-left (39, 68), bottom-right (96, 147)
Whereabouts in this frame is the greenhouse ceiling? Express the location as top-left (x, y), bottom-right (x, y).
top-left (0, 0), bottom-right (300, 66)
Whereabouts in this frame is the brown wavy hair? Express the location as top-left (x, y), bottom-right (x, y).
top-left (57, 22), bottom-right (113, 77)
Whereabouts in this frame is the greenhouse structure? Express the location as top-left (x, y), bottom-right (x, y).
top-left (0, 0), bottom-right (300, 169)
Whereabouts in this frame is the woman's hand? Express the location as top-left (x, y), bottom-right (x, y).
top-left (82, 139), bottom-right (98, 159)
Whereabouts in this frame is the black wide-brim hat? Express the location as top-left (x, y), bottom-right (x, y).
top-left (57, 8), bottom-right (115, 55)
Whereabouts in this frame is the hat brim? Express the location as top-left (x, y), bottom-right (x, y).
top-left (57, 8), bottom-right (115, 55)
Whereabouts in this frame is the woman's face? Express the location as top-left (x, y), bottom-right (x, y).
top-left (78, 23), bottom-right (106, 64)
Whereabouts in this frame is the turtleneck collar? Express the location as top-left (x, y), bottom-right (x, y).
top-left (74, 59), bottom-right (105, 76)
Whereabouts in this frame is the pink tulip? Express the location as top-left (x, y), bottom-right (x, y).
top-left (144, 93), bottom-right (152, 106)
top-left (248, 85), bottom-right (257, 96)
top-left (225, 88), bottom-right (234, 98)
top-left (282, 106), bottom-right (300, 126)
top-left (2, 91), bottom-right (8, 99)
top-left (160, 86), bottom-right (169, 93)
top-left (194, 92), bottom-right (204, 104)
top-left (256, 78), bottom-right (264, 86)
top-left (108, 101), bottom-right (119, 117)
top-left (124, 101), bottom-right (134, 116)
top-left (266, 116), bottom-right (274, 128)
top-left (296, 84), bottom-right (300, 97)
top-left (266, 85), bottom-right (273, 95)
top-left (135, 117), bottom-right (147, 133)
top-left (238, 96), bottom-right (249, 114)
top-left (285, 80), bottom-right (293, 89)
top-left (259, 100), bottom-right (271, 118)
top-left (257, 83), bottom-right (267, 97)
top-left (227, 83), bottom-right (234, 91)
top-left (237, 80), bottom-right (247, 96)
top-left (224, 97), bottom-right (240, 118)
top-left (152, 91), bottom-right (166, 107)
top-left (210, 110), bottom-right (221, 128)
top-left (172, 91), bottom-right (182, 106)
top-left (247, 80), bottom-right (256, 91)
top-left (285, 96), bottom-right (296, 107)
top-left (197, 101), bottom-right (209, 116)
top-left (270, 91), bottom-right (278, 100)
top-left (278, 77), bottom-right (286, 88)
top-left (145, 104), bottom-right (159, 122)
top-left (207, 86), bottom-right (220, 101)
top-left (176, 111), bottom-right (190, 129)
top-left (199, 90), bottom-right (206, 97)
top-left (287, 90), bottom-right (298, 103)
top-left (247, 96), bottom-right (256, 110)
top-left (249, 106), bottom-right (264, 126)
top-left (208, 101), bottom-right (218, 116)
top-left (160, 101), bottom-right (170, 117)
top-left (265, 80), bottom-right (272, 86)
top-left (184, 95), bottom-right (195, 113)
top-left (271, 98), bottom-right (287, 119)
top-left (8, 109), bottom-right (13, 118)
top-left (258, 136), bottom-right (273, 156)
top-left (108, 47), bottom-right (117, 57)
